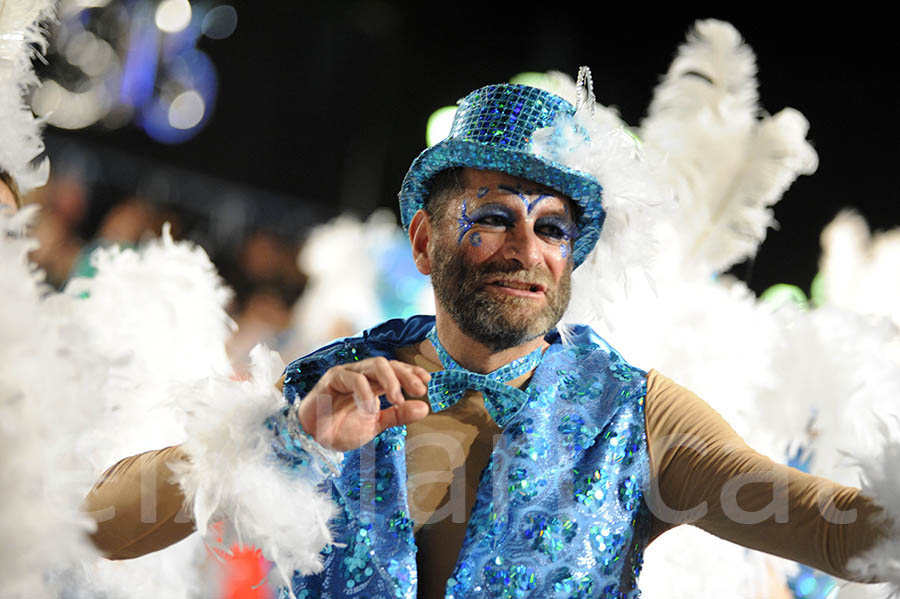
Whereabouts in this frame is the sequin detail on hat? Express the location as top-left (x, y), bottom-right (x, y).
top-left (398, 83), bottom-right (605, 267)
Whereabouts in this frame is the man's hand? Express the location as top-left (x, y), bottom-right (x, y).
top-left (295, 357), bottom-right (431, 451)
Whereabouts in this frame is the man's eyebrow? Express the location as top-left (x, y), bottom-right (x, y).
top-left (497, 184), bottom-right (525, 200)
top-left (537, 210), bottom-right (577, 225)
top-left (467, 201), bottom-right (516, 216)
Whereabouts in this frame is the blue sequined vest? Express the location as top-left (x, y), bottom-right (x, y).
top-left (280, 315), bottom-right (650, 599)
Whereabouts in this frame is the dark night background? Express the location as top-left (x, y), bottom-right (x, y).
top-left (44, 4), bottom-right (899, 296)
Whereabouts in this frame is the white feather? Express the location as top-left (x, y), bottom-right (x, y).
top-left (288, 208), bottom-right (434, 356)
top-left (844, 421), bottom-right (900, 597)
top-left (0, 209), bottom-right (103, 597)
top-left (0, 0), bottom-right (54, 193)
top-left (62, 225), bottom-right (238, 597)
top-left (533, 87), bottom-right (676, 321)
top-left (640, 526), bottom-right (791, 599)
top-left (819, 211), bottom-right (900, 347)
top-left (640, 19), bottom-right (818, 276)
top-left (564, 18), bottom-right (898, 598)
top-left (172, 344), bottom-right (339, 591)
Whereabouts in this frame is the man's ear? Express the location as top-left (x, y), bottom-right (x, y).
top-left (408, 209), bottom-right (433, 275)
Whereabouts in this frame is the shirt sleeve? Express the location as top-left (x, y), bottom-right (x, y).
top-left (643, 369), bottom-right (889, 581)
top-left (82, 375), bottom-right (340, 561)
top-left (81, 445), bottom-right (196, 560)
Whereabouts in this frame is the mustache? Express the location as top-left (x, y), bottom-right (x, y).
top-left (468, 262), bottom-right (555, 288)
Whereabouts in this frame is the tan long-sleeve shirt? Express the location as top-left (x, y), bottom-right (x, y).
top-left (83, 350), bottom-right (888, 594)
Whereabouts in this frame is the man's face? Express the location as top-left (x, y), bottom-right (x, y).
top-left (0, 179), bottom-right (17, 215)
top-left (428, 169), bottom-right (577, 351)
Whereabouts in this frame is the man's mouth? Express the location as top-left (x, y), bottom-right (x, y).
top-left (485, 278), bottom-right (547, 296)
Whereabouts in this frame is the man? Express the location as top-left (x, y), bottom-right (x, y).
top-left (85, 81), bottom-right (895, 598)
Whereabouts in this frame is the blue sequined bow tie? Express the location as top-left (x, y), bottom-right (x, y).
top-left (425, 326), bottom-right (542, 427)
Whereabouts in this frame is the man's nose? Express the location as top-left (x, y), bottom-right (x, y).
top-left (502, 225), bottom-right (542, 269)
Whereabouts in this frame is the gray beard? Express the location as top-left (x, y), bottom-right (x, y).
top-left (429, 240), bottom-right (571, 352)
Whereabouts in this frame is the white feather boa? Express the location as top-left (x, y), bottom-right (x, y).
top-left (845, 424), bottom-right (900, 596)
top-left (0, 208), bottom-right (102, 596)
top-left (0, 0), bottom-right (54, 193)
top-left (172, 345), bottom-right (340, 592)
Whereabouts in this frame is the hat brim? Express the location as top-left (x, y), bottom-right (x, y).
top-left (398, 139), bottom-right (604, 267)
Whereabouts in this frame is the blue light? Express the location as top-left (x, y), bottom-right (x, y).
top-left (119, 3), bottom-right (159, 108)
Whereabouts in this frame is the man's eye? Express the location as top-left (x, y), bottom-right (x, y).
top-left (537, 224), bottom-right (567, 240)
top-left (476, 215), bottom-right (511, 227)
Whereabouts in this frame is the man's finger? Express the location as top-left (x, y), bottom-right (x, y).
top-left (392, 362), bottom-right (430, 398)
top-left (344, 358), bottom-right (428, 404)
top-left (377, 400), bottom-right (430, 432)
top-left (339, 359), bottom-right (395, 399)
top-left (369, 357), bottom-right (405, 406)
top-left (331, 369), bottom-right (379, 413)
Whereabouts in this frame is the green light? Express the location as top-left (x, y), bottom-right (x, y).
top-left (426, 106), bottom-right (457, 147)
top-left (509, 71), bottom-right (552, 89)
top-left (624, 128), bottom-right (643, 147)
top-left (759, 283), bottom-right (809, 311)
top-left (809, 272), bottom-right (827, 307)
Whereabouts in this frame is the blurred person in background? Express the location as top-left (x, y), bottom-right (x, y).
top-left (68, 196), bottom-right (180, 279)
top-left (1, 169), bottom-right (21, 213)
top-left (225, 230), bottom-right (307, 375)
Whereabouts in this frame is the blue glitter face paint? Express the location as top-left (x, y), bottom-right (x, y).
top-left (497, 184), bottom-right (556, 214)
top-left (456, 199), bottom-right (474, 244)
top-left (477, 187), bottom-right (490, 198)
top-left (497, 184), bottom-right (529, 209)
top-left (527, 194), bottom-right (550, 214)
top-left (560, 244), bottom-right (568, 259)
top-left (457, 189), bottom-right (578, 247)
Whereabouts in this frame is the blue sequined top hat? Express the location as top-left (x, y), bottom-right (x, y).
top-left (398, 81), bottom-right (606, 267)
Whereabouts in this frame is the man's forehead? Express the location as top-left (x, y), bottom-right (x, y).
top-left (460, 168), bottom-right (573, 207)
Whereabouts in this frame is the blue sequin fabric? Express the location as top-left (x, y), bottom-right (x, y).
top-left (398, 84), bottom-right (606, 268)
top-left (277, 315), bottom-right (651, 598)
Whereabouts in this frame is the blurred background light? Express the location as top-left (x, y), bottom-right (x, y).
top-left (32, 80), bottom-right (114, 129)
top-left (139, 45), bottom-right (217, 144)
top-left (759, 283), bottom-right (809, 311)
top-left (43, 0), bottom-right (226, 142)
top-left (65, 30), bottom-right (117, 77)
top-left (155, 0), bottom-right (192, 34)
top-left (62, 0), bottom-right (112, 17)
top-left (168, 90), bottom-right (205, 129)
top-left (509, 71), bottom-right (552, 89)
top-left (426, 106), bottom-right (457, 147)
top-left (809, 273), bottom-right (826, 308)
top-left (201, 5), bottom-right (237, 40)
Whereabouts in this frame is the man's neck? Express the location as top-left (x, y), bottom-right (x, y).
top-left (426, 314), bottom-right (547, 374)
